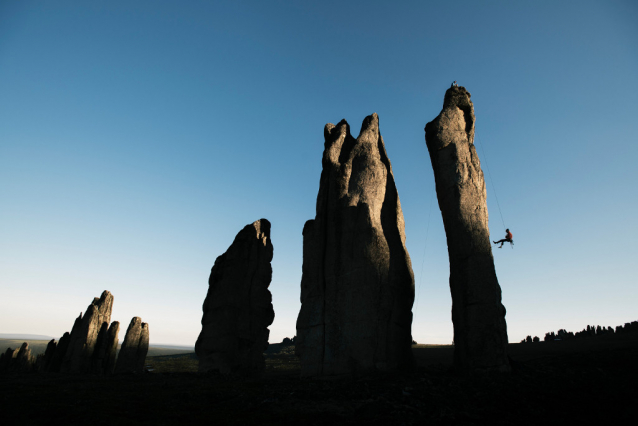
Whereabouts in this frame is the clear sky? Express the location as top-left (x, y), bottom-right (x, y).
top-left (1, 1), bottom-right (637, 346)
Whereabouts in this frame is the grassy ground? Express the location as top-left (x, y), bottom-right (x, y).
top-left (2, 334), bottom-right (637, 425)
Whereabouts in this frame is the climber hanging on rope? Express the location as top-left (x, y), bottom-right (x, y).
top-left (493, 229), bottom-right (513, 248)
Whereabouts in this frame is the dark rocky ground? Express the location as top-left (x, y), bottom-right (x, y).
top-left (2, 333), bottom-right (637, 426)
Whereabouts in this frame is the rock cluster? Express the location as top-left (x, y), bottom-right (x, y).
top-left (424, 86), bottom-right (510, 373)
top-left (60, 291), bottom-right (115, 373)
top-left (0, 291), bottom-right (148, 375)
top-left (296, 113), bottom-right (415, 377)
top-left (114, 317), bottom-right (149, 374)
top-left (0, 343), bottom-right (36, 372)
top-left (195, 219), bottom-right (275, 375)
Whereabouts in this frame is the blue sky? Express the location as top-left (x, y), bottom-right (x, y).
top-left (1, 1), bottom-right (637, 346)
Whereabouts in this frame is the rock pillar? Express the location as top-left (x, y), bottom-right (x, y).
top-left (424, 86), bottom-right (510, 372)
top-left (61, 290), bottom-right (114, 373)
top-left (296, 113), bottom-right (415, 377)
top-left (91, 321), bottom-right (120, 375)
top-left (195, 219), bottom-right (275, 375)
top-left (114, 317), bottom-right (149, 374)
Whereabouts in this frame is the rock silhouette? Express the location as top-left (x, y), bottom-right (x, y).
top-left (296, 113), bottom-right (415, 377)
top-left (0, 348), bottom-right (19, 371)
top-left (114, 317), bottom-right (149, 374)
top-left (196, 219), bottom-right (275, 375)
top-left (0, 343), bottom-right (36, 372)
top-left (40, 291), bottom-right (122, 374)
top-left (47, 332), bottom-right (71, 372)
top-left (0, 291), bottom-right (151, 376)
top-left (60, 290), bottom-right (115, 373)
top-left (425, 86), bottom-right (510, 373)
top-left (39, 339), bottom-right (57, 372)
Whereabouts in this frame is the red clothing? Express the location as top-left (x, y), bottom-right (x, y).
top-left (506, 231), bottom-right (513, 240)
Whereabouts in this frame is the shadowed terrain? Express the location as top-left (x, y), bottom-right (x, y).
top-left (0, 339), bottom-right (194, 358)
top-left (2, 334), bottom-right (637, 425)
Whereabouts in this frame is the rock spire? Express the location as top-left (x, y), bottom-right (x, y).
top-left (114, 317), bottom-right (148, 374)
top-left (195, 219), bottom-right (275, 375)
top-left (424, 86), bottom-right (510, 373)
top-left (60, 290), bottom-right (115, 373)
top-left (296, 113), bottom-right (415, 377)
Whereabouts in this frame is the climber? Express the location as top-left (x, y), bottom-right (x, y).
top-left (493, 229), bottom-right (513, 248)
top-left (451, 80), bottom-right (458, 88)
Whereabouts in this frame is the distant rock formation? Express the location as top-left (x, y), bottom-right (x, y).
top-left (0, 348), bottom-right (19, 371)
top-left (0, 291), bottom-right (150, 376)
top-left (16, 342), bottom-right (36, 371)
top-left (296, 113), bottom-right (415, 377)
top-left (425, 86), bottom-right (510, 373)
top-left (0, 343), bottom-right (36, 372)
top-left (114, 317), bottom-right (149, 374)
top-left (60, 291), bottom-right (115, 373)
top-left (195, 219), bottom-right (275, 375)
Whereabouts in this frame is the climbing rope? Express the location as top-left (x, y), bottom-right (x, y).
top-left (474, 130), bottom-right (507, 232)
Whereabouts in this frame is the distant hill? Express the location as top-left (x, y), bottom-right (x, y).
top-left (0, 334), bottom-right (55, 340)
top-left (149, 344), bottom-right (195, 351)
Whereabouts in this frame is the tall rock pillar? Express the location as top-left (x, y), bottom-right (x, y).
top-left (296, 113), bottom-right (415, 377)
top-left (424, 86), bottom-right (510, 372)
top-left (195, 219), bottom-right (275, 375)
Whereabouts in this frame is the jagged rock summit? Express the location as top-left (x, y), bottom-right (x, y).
top-left (424, 86), bottom-right (510, 373)
top-left (296, 113), bottom-right (415, 377)
top-left (195, 219), bottom-right (275, 375)
top-left (61, 290), bottom-right (115, 373)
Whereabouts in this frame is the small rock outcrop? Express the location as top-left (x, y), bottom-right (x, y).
top-left (0, 343), bottom-right (36, 372)
top-left (60, 290), bottom-right (114, 373)
top-left (424, 86), bottom-right (510, 373)
top-left (39, 339), bottom-right (57, 372)
top-left (91, 321), bottom-right (120, 375)
top-left (195, 219), bottom-right (275, 375)
top-left (296, 113), bottom-right (415, 377)
top-left (0, 348), bottom-right (20, 371)
top-left (114, 317), bottom-right (149, 374)
top-left (47, 332), bottom-right (70, 373)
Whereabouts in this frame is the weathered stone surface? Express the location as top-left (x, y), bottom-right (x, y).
top-left (39, 339), bottom-right (57, 372)
top-left (16, 342), bottom-right (36, 372)
top-left (60, 290), bottom-right (114, 373)
top-left (91, 321), bottom-right (120, 375)
top-left (114, 317), bottom-right (149, 374)
top-left (424, 86), bottom-right (510, 373)
top-left (104, 321), bottom-right (120, 373)
top-left (296, 113), bottom-right (415, 377)
top-left (48, 332), bottom-right (70, 373)
top-left (195, 219), bottom-right (275, 375)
